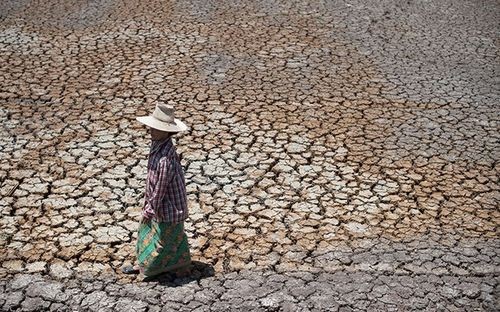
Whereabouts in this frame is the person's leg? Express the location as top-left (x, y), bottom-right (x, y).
top-left (138, 221), bottom-right (192, 278)
top-left (122, 217), bottom-right (152, 275)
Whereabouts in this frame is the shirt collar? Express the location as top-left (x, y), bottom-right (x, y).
top-left (150, 137), bottom-right (173, 155)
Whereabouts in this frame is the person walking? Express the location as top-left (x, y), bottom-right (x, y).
top-left (122, 103), bottom-right (191, 279)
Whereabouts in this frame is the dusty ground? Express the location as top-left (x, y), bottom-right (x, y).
top-left (0, 0), bottom-right (499, 311)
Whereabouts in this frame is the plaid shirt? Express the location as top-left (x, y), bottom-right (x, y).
top-left (142, 137), bottom-right (188, 223)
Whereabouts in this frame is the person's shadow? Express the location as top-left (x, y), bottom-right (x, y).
top-left (143, 261), bottom-right (215, 286)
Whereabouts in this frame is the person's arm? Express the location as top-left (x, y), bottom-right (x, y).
top-left (142, 158), bottom-right (171, 220)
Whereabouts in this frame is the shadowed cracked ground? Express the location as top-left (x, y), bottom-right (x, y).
top-left (0, 0), bottom-right (499, 311)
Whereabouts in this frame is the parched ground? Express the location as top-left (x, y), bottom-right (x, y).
top-left (0, 0), bottom-right (499, 311)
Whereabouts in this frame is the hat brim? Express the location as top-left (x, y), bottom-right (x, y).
top-left (136, 116), bottom-right (188, 132)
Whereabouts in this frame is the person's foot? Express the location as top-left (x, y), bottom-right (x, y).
top-left (121, 265), bottom-right (140, 274)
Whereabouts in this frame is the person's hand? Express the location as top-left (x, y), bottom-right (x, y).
top-left (141, 212), bottom-right (153, 224)
top-left (141, 205), bottom-right (155, 222)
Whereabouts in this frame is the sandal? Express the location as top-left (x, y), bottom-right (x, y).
top-left (121, 265), bottom-right (140, 274)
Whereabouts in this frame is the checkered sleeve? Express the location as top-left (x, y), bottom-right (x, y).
top-left (144, 157), bottom-right (171, 219)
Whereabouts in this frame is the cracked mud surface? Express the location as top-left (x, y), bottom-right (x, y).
top-left (0, 0), bottom-right (499, 311)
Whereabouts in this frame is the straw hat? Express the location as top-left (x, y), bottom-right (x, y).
top-left (136, 103), bottom-right (188, 132)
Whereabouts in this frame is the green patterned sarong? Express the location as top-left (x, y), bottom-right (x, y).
top-left (136, 219), bottom-right (191, 277)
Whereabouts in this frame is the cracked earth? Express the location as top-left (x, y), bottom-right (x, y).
top-left (0, 0), bottom-right (499, 311)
